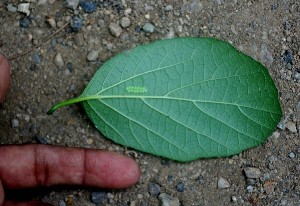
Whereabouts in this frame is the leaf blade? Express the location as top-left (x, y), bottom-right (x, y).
top-left (53, 37), bottom-right (282, 161)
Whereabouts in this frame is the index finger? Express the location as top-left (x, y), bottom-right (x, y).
top-left (0, 145), bottom-right (140, 189)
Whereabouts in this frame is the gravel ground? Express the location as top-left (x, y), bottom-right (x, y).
top-left (1, 0), bottom-right (300, 205)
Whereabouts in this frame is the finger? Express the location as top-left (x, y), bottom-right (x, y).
top-left (0, 145), bottom-right (140, 190)
top-left (0, 54), bottom-right (10, 103)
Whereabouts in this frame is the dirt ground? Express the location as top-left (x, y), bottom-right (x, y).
top-left (0, 0), bottom-right (300, 205)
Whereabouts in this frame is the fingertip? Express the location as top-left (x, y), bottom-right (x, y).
top-left (86, 150), bottom-right (141, 189)
top-left (0, 54), bottom-right (10, 103)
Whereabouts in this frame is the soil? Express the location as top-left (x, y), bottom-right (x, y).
top-left (0, 0), bottom-right (300, 205)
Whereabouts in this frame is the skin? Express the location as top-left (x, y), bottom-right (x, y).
top-left (0, 54), bottom-right (141, 206)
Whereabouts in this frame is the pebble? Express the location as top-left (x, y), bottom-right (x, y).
top-left (120, 17), bottom-right (131, 28)
top-left (7, 4), bottom-right (17, 12)
top-left (35, 136), bottom-right (48, 144)
top-left (79, 1), bottom-right (97, 13)
top-left (65, 0), bottom-right (79, 10)
top-left (109, 22), bottom-right (123, 37)
top-left (86, 50), bottom-right (99, 62)
top-left (33, 52), bottom-right (42, 64)
top-left (217, 177), bottom-right (230, 189)
top-left (244, 167), bottom-right (261, 179)
top-left (17, 3), bottom-right (30, 16)
top-left (283, 50), bottom-right (293, 64)
top-left (70, 15), bottom-right (83, 31)
top-left (124, 8), bottom-right (132, 16)
top-left (46, 17), bottom-right (56, 28)
top-left (11, 119), bottom-right (19, 128)
top-left (297, 101), bottom-right (300, 112)
top-left (20, 16), bottom-right (31, 28)
top-left (176, 182), bottom-right (185, 192)
top-left (246, 185), bottom-right (254, 193)
top-left (231, 196), bottom-right (237, 202)
top-left (164, 5), bottom-right (173, 11)
top-left (286, 121), bottom-right (297, 133)
top-left (189, 0), bottom-right (203, 12)
top-left (58, 200), bottom-right (66, 206)
top-left (91, 192), bottom-right (107, 204)
top-left (54, 53), bottom-right (64, 68)
top-left (288, 152), bottom-right (295, 158)
top-left (148, 182), bottom-right (161, 196)
top-left (142, 23), bottom-right (155, 33)
top-left (158, 193), bottom-right (180, 206)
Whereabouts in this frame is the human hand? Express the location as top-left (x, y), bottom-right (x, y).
top-left (0, 54), bottom-right (141, 206)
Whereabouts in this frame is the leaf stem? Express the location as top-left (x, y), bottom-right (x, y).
top-left (47, 95), bottom-right (100, 115)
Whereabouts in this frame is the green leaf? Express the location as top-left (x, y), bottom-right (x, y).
top-left (48, 37), bottom-right (282, 162)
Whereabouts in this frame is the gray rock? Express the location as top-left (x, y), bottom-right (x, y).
top-left (65, 0), bottom-right (80, 10)
top-left (288, 152), bottom-right (296, 158)
top-left (11, 119), bottom-right (19, 128)
top-left (286, 121), bottom-right (297, 133)
top-left (58, 200), bottom-right (66, 206)
top-left (148, 182), bottom-right (161, 196)
top-left (7, 4), bottom-right (17, 12)
top-left (120, 17), bottom-right (131, 28)
top-left (158, 193), bottom-right (180, 206)
top-left (109, 22), bottom-right (122, 37)
top-left (164, 5), bottom-right (173, 11)
top-left (246, 185), bottom-right (254, 193)
top-left (143, 23), bottom-right (155, 33)
top-left (297, 101), bottom-right (300, 112)
top-left (217, 177), bottom-right (230, 189)
top-left (189, 0), bottom-right (203, 12)
top-left (91, 192), bottom-right (107, 204)
top-left (244, 167), bottom-right (261, 179)
top-left (54, 53), bottom-right (64, 68)
top-left (86, 50), bottom-right (98, 62)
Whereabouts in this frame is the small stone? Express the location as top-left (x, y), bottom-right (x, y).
top-left (144, 14), bottom-right (150, 20)
top-left (11, 119), bottom-right (19, 128)
top-left (148, 183), bottom-right (161, 196)
top-left (35, 136), bottom-right (48, 144)
top-left (86, 50), bottom-right (99, 62)
top-left (54, 53), bottom-right (64, 68)
top-left (32, 52), bottom-right (41, 65)
top-left (120, 17), bottom-right (131, 28)
top-left (176, 182), bottom-right (185, 192)
top-left (246, 185), bottom-right (254, 193)
top-left (58, 200), bottom-right (66, 206)
top-left (231, 196), bottom-right (237, 202)
top-left (17, 3), bottom-right (30, 16)
top-left (273, 131), bottom-right (280, 138)
top-left (124, 8), bottom-right (132, 16)
top-left (217, 177), bottom-right (230, 189)
top-left (158, 193), bottom-right (180, 206)
top-left (46, 17), bottom-right (56, 28)
top-left (7, 4), bottom-right (17, 12)
top-left (86, 138), bottom-right (93, 145)
top-left (142, 23), bottom-right (155, 33)
top-left (282, 50), bottom-right (293, 64)
top-left (288, 152), bottom-right (295, 158)
top-left (297, 101), bottom-right (300, 112)
top-left (70, 15), bottom-right (83, 31)
top-left (164, 5), bottom-right (173, 11)
top-left (20, 16), bottom-right (31, 28)
top-left (79, 1), bottom-right (97, 13)
top-left (244, 167), bottom-right (261, 179)
top-left (65, 0), bottom-right (80, 10)
top-left (189, 0), bottom-right (203, 12)
top-left (91, 192), bottom-right (107, 204)
top-left (109, 22), bottom-right (123, 37)
top-left (286, 121), bottom-right (297, 133)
